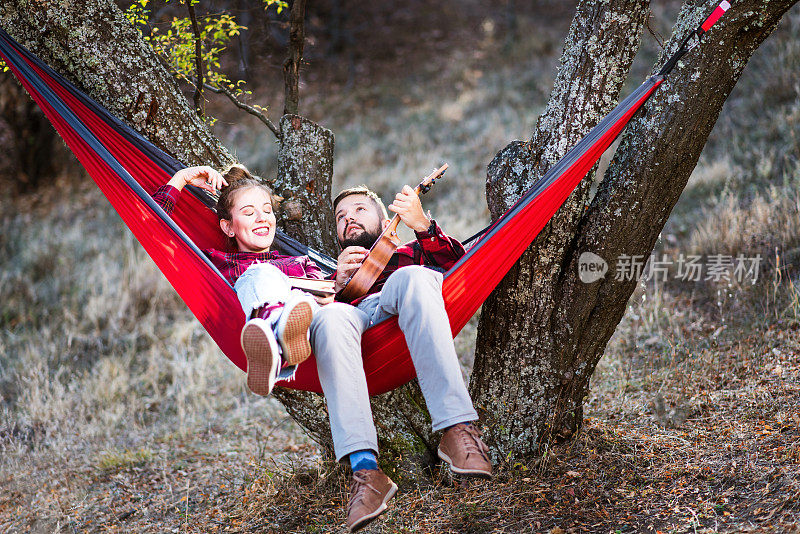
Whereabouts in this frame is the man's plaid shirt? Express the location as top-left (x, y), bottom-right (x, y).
top-left (339, 220), bottom-right (466, 304)
top-left (152, 185), bottom-right (324, 286)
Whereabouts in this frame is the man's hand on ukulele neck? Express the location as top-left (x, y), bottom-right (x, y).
top-left (388, 185), bottom-right (431, 233)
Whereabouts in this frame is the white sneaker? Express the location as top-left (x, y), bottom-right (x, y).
top-left (241, 318), bottom-right (281, 396)
top-left (275, 296), bottom-right (314, 366)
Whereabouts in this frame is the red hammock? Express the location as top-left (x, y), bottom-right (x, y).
top-left (0, 2), bottom-right (727, 395)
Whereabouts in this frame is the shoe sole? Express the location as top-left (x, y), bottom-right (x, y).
top-left (277, 301), bottom-right (313, 366)
top-left (437, 449), bottom-right (493, 479)
top-left (241, 321), bottom-right (278, 396)
top-left (348, 482), bottom-right (398, 533)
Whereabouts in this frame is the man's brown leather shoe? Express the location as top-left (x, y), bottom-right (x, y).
top-left (437, 423), bottom-right (492, 478)
top-left (346, 468), bottom-right (398, 532)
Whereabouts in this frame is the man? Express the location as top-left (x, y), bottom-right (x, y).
top-left (309, 184), bottom-right (492, 532)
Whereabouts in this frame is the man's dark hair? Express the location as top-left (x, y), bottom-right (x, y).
top-left (332, 185), bottom-right (389, 220)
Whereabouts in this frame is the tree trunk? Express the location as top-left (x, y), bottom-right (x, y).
top-left (274, 114), bottom-right (338, 253)
top-left (472, 0), bottom-right (799, 460)
top-left (283, 0), bottom-right (306, 116)
top-left (236, 0), bottom-right (252, 80)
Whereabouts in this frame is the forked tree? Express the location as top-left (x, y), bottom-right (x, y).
top-left (1, 0), bottom-right (796, 465)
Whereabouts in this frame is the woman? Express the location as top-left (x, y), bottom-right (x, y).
top-left (153, 165), bottom-right (331, 396)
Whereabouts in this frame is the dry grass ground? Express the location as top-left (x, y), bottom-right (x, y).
top-left (2, 2), bottom-right (800, 533)
top-left (3, 298), bottom-right (797, 533)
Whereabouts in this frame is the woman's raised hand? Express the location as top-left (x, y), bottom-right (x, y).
top-left (168, 166), bottom-right (228, 193)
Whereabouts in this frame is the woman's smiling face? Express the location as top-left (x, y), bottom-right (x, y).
top-left (219, 186), bottom-right (276, 253)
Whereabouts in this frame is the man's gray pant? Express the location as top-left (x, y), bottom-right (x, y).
top-left (309, 265), bottom-right (478, 461)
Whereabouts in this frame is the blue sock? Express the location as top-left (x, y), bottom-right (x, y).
top-left (349, 449), bottom-right (378, 472)
top-left (447, 421), bottom-right (473, 430)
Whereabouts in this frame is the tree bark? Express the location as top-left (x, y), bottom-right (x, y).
top-left (274, 114), bottom-right (338, 253)
top-left (472, 0), bottom-right (799, 460)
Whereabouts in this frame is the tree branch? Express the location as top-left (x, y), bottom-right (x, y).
top-left (203, 82), bottom-right (281, 138)
top-left (185, 0), bottom-right (204, 116)
top-left (283, 0), bottom-right (306, 116)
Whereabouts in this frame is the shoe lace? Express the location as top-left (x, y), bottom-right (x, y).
top-left (458, 424), bottom-right (490, 460)
top-left (347, 470), bottom-right (380, 513)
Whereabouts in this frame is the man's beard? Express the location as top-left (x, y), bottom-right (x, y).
top-left (340, 225), bottom-right (382, 249)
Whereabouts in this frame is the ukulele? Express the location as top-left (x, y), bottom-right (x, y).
top-left (337, 163), bottom-right (448, 301)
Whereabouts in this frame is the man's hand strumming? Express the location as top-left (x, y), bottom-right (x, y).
top-left (335, 246), bottom-right (368, 293)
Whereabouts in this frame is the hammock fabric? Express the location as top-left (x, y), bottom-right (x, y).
top-left (0, 2), bottom-right (727, 396)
